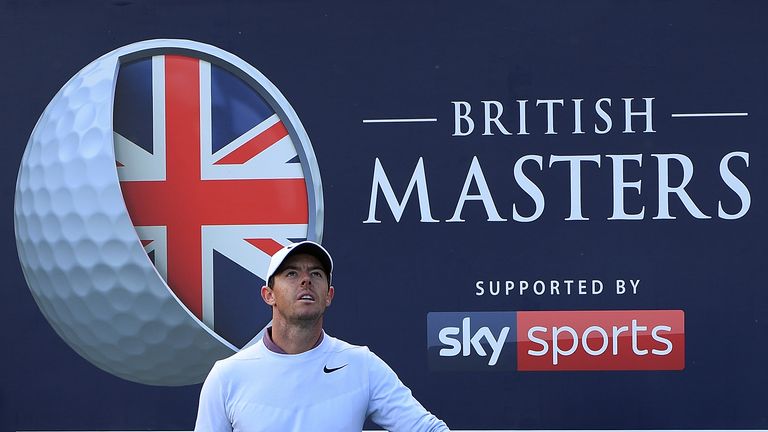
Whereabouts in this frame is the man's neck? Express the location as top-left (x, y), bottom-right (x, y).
top-left (269, 320), bottom-right (324, 354)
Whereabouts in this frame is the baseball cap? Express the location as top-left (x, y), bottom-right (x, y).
top-left (266, 241), bottom-right (333, 284)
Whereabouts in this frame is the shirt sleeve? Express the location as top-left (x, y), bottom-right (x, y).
top-left (194, 361), bottom-right (234, 432)
top-left (366, 349), bottom-right (450, 432)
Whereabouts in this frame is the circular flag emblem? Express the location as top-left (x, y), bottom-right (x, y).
top-left (14, 39), bottom-right (324, 386)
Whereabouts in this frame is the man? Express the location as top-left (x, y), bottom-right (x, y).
top-left (194, 240), bottom-right (450, 432)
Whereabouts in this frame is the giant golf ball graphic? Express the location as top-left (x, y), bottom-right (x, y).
top-left (14, 40), bottom-right (323, 386)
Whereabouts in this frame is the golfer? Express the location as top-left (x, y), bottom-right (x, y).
top-left (194, 240), bottom-right (450, 431)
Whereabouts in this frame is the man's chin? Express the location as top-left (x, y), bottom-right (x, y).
top-left (293, 312), bottom-right (324, 326)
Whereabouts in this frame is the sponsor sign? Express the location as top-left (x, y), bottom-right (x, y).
top-left (429, 311), bottom-right (684, 371)
top-left (518, 310), bottom-right (684, 371)
top-left (4, 2), bottom-right (767, 430)
top-left (427, 311), bottom-right (517, 371)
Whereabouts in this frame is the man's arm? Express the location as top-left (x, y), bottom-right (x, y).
top-left (194, 362), bottom-right (233, 432)
top-left (366, 350), bottom-right (450, 432)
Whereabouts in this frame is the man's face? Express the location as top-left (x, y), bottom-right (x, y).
top-left (261, 253), bottom-right (334, 325)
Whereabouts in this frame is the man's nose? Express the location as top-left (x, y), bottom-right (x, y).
top-left (299, 271), bottom-right (312, 285)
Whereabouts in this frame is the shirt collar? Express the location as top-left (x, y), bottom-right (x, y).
top-left (263, 327), bottom-right (324, 354)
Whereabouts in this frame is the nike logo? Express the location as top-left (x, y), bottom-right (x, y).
top-left (323, 364), bottom-right (348, 373)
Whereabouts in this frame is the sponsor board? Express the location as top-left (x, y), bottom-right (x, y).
top-left (4, 1), bottom-right (767, 430)
top-left (518, 310), bottom-right (684, 371)
top-left (429, 311), bottom-right (684, 371)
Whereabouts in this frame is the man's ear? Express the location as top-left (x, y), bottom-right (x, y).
top-left (261, 286), bottom-right (276, 306)
top-left (325, 285), bottom-right (335, 307)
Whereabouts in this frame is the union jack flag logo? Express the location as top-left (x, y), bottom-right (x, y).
top-left (113, 52), bottom-right (321, 348)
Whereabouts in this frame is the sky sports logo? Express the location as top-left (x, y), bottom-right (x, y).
top-left (427, 310), bottom-right (684, 371)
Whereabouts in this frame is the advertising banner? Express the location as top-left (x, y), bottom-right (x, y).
top-left (2, 1), bottom-right (766, 431)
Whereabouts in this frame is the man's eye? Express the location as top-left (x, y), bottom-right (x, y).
top-left (311, 271), bottom-right (323, 278)
top-left (285, 270), bottom-right (298, 277)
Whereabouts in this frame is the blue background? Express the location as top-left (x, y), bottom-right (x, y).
top-left (2, 1), bottom-right (766, 430)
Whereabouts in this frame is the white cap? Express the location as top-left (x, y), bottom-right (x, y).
top-left (266, 241), bottom-right (333, 284)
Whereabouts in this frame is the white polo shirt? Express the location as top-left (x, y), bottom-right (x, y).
top-left (194, 333), bottom-right (449, 432)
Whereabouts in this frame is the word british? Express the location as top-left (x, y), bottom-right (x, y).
top-left (452, 98), bottom-right (655, 136)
